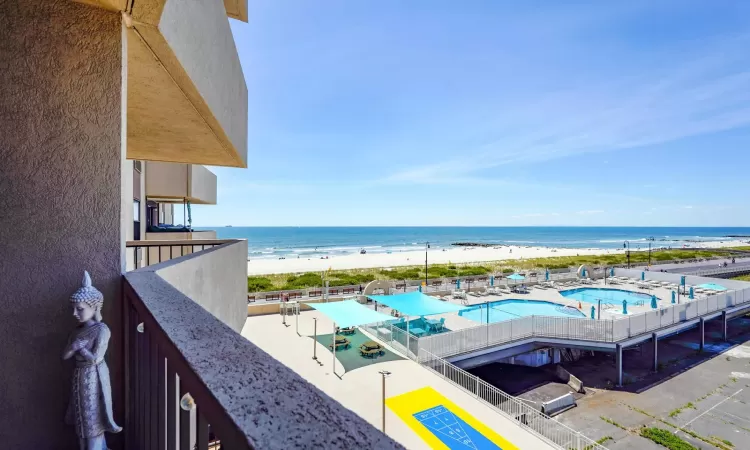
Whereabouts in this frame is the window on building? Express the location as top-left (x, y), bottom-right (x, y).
top-left (133, 199), bottom-right (141, 241)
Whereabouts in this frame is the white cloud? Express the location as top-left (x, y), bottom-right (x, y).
top-left (385, 34), bottom-right (750, 184)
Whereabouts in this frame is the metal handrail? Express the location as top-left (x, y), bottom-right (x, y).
top-left (419, 287), bottom-right (750, 358)
top-left (418, 349), bottom-right (607, 450)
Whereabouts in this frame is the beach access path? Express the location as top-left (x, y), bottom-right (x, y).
top-left (247, 240), bottom-right (747, 275)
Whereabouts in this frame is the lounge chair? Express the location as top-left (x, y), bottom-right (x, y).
top-left (329, 335), bottom-right (351, 351)
top-left (337, 326), bottom-right (356, 335)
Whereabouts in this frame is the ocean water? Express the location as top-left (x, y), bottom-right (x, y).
top-left (200, 227), bottom-right (750, 261)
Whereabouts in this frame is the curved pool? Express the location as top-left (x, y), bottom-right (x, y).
top-left (459, 299), bottom-right (585, 324)
top-left (560, 288), bottom-right (655, 306)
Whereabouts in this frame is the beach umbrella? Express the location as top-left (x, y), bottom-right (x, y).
top-left (582, 268), bottom-right (587, 278)
top-left (418, 285), bottom-right (422, 293)
top-left (680, 276), bottom-right (686, 287)
top-left (456, 279), bottom-right (461, 289)
top-left (590, 305), bottom-right (596, 319)
top-left (641, 271), bottom-right (645, 281)
top-left (490, 275), bottom-right (495, 287)
top-left (610, 267), bottom-right (615, 277)
top-left (689, 286), bottom-right (694, 299)
top-left (508, 273), bottom-right (525, 287)
top-left (545, 269), bottom-right (550, 281)
top-left (622, 299), bottom-right (628, 315)
top-left (651, 295), bottom-right (657, 309)
top-left (671, 291), bottom-right (676, 304)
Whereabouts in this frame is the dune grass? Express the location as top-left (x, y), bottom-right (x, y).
top-left (249, 248), bottom-right (738, 291)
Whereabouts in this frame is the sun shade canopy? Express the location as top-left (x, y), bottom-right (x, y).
top-left (367, 291), bottom-right (465, 317)
top-left (305, 300), bottom-right (394, 328)
top-left (507, 273), bottom-right (525, 280)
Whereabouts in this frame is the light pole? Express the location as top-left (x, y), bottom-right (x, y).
top-left (425, 242), bottom-right (430, 288)
top-left (648, 242), bottom-right (652, 266)
top-left (624, 241), bottom-right (631, 268)
top-left (378, 370), bottom-right (392, 433)
top-left (312, 318), bottom-right (318, 361)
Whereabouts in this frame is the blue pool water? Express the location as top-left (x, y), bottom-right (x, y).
top-left (459, 299), bottom-right (585, 324)
top-left (560, 288), bottom-right (655, 306)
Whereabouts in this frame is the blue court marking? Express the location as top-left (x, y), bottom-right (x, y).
top-left (413, 405), bottom-right (505, 450)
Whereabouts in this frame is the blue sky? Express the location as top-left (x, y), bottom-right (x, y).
top-left (194, 0), bottom-right (750, 227)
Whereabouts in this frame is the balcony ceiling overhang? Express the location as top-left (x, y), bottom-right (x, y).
top-left (75, 0), bottom-right (249, 168)
top-left (125, 0), bottom-right (247, 168)
top-left (75, 0), bottom-right (248, 23)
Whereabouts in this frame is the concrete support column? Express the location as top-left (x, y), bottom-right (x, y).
top-left (722, 311), bottom-right (728, 341)
top-left (652, 333), bottom-right (658, 372)
top-left (615, 344), bottom-right (623, 387)
top-left (699, 317), bottom-right (705, 351)
top-left (0, 2), bottom-right (126, 448)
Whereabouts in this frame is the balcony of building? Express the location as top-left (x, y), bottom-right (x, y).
top-left (121, 0), bottom-right (249, 168)
top-left (123, 240), bottom-right (400, 449)
top-left (146, 162), bottom-right (217, 206)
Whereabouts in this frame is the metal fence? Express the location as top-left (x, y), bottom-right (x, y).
top-left (419, 350), bottom-right (607, 450)
top-left (419, 287), bottom-right (750, 358)
top-left (361, 321), bottom-right (419, 360)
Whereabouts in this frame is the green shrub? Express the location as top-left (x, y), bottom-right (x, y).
top-left (380, 268), bottom-right (421, 280)
top-left (247, 276), bottom-right (273, 292)
top-left (428, 266), bottom-right (458, 278)
top-left (284, 272), bottom-right (323, 289)
top-left (501, 268), bottom-right (514, 274)
top-left (458, 266), bottom-right (491, 276)
top-left (328, 273), bottom-right (375, 286)
top-left (640, 427), bottom-right (696, 450)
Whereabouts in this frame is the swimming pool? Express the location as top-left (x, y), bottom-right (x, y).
top-left (459, 299), bottom-right (585, 324)
top-left (560, 288), bottom-right (655, 306)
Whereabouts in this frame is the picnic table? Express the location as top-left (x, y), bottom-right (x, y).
top-left (410, 326), bottom-right (427, 337)
top-left (425, 318), bottom-right (442, 331)
top-left (359, 340), bottom-right (385, 358)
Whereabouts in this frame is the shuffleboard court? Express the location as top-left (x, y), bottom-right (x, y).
top-left (386, 387), bottom-right (519, 450)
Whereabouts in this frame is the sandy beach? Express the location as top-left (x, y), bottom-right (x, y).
top-left (247, 239), bottom-right (747, 275)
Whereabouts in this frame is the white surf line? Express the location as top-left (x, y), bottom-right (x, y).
top-left (674, 388), bottom-right (743, 435)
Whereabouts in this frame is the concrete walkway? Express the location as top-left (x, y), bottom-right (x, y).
top-left (242, 312), bottom-right (554, 449)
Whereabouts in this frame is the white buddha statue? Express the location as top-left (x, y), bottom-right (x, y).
top-left (63, 271), bottom-right (121, 450)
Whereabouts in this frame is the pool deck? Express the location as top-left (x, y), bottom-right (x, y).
top-left (242, 311), bottom-right (554, 449)
top-left (415, 279), bottom-right (691, 331)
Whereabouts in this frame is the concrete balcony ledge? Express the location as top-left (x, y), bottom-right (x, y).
top-left (146, 161), bottom-right (217, 205)
top-left (124, 241), bottom-right (401, 448)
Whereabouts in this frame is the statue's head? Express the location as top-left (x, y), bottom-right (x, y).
top-left (70, 271), bottom-right (104, 323)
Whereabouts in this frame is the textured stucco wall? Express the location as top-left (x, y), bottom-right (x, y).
top-left (154, 241), bottom-right (249, 332)
top-left (0, 2), bottom-right (125, 448)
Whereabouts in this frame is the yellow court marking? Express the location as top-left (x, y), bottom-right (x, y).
top-left (386, 386), bottom-right (519, 450)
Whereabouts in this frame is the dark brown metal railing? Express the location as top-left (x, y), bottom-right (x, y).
top-left (124, 280), bottom-right (249, 450)
top-left (123, 243), bottom-right (402, 450)
top-left (126, 239), bottom-right (235, 269)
